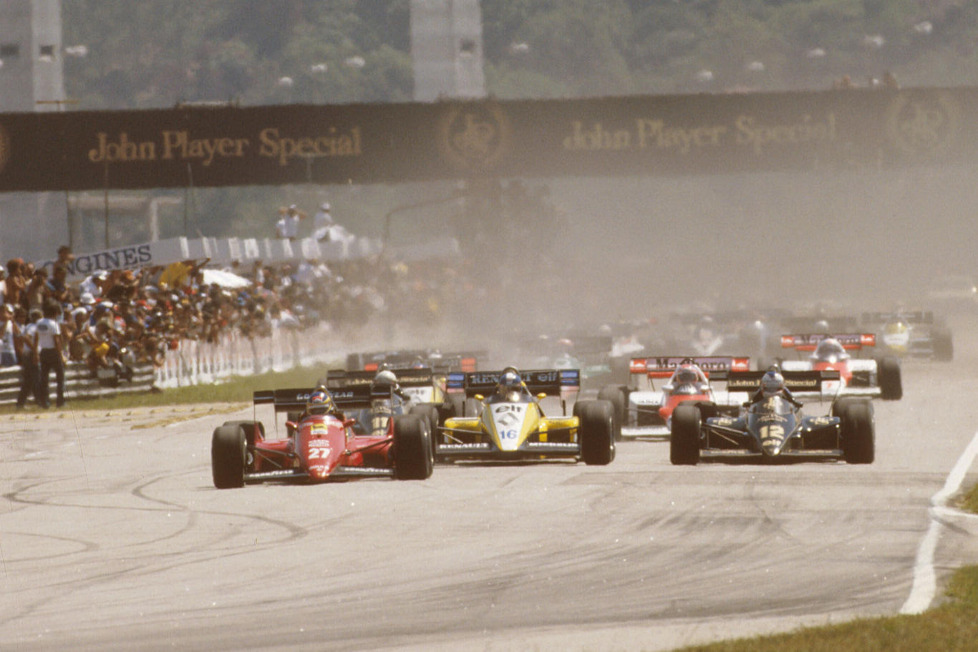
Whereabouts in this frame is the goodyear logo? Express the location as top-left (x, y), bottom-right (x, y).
top-left (437, 102), bottom-right (512, 173)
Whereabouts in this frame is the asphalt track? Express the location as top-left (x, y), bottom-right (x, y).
top-left (3, 318), bottom-right (978, 651)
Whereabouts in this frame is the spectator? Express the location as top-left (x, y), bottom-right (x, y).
top-left (16, 307), bottom-right (40, 409)
top-left (0, 303), bottom-right (19, 366)
top-left (25, 268), bottom-right (49, 313)
top-left (276, 204), bottom-right (305, 240)
top-left (47, 264), bottom-right (71, 305)
top-left (5, 259), bottom-right (27, 309)
top-left (55, 245), bottom-right (74, 268)
top-left (35, 300), bottom-right (66, 408)
top-left (79, 270), bottom-right (108, 299)
top-left (313, 202), bottom-right (333, 241)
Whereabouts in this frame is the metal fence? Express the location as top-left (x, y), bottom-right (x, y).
top-left (0, 361), bottom-right (156, 406)
top-left (0, 324), bottom-right (344, 406)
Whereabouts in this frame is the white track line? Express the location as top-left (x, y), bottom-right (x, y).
top-left (900, 429), bottom-right (978, 614)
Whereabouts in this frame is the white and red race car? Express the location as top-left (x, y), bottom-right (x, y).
top-left (777, 333), bottom-right (902, 401)
top-left (598, 356), bottom-right (751, 438)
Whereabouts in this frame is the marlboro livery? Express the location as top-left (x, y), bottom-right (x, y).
top-left (778, 333), bottom-right (902, 401)
top-left (597, 356), bottom-right (751, 438)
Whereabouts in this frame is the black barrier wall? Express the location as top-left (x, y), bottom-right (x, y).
top-left (0, 86), bottom-right (974, 192)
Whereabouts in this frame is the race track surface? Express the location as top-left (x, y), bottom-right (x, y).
top-left (3, 317), bottom-right (978, 651)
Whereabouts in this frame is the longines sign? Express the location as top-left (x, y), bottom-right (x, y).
top-left (0, 86), bottom-right (974, 191)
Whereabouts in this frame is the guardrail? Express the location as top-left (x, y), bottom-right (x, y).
top-left (0, 361), bottom-right (156, 406)
top-left (0, 324), bottom-right (345, 406)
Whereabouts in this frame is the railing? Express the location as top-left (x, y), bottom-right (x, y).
top-left (153, 324), bottom-right (342, 389)
top-left (0, 361), bottom-right (156, 405)
top-left (0, 324), bottom-right (344, 406)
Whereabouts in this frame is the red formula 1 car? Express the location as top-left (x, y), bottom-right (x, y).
top-left (598, 356), bottom-right (751, 438)
top-left (778, 333), bottom-right (902, 401)
top-left (210, 384), bottom-right (433, 488)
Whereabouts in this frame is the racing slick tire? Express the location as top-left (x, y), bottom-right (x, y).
top-left (393, 415), bottom-right (433, 480)
top-left (841, 400), bottom-right (875, 464)
top-left (212, 425), bottom-right (246, 489)
top-left (878, 356), bottom-right (903, 401)
top-left (578, 400), bottom-right (615, 466)
top-left (830, 397), bottom-right (874, 419)
top-left (597, 385), bottom-right (626, 441)
top-left (409, 403), bottom-right (443, 461)
top-left (446, 393), bottom-right (467, 419)
top-left (670, 404), bottom-right (701, 466)
top-left (222, 420), bottom-right (264, 447)
top-left (933, 327), bottom-right (954, 362)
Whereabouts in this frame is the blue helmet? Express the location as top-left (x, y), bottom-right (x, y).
top-left (499, 370), bottom-right (522, 394)
top-left (761, 370), bottom-right (785, 397)
top-left (307, 387), bottom-right (334, 415)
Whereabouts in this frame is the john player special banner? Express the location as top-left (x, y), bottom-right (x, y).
top-left (0, 86), bottom-right (974, 191)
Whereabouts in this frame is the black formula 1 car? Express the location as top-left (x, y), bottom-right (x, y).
top-left (669, 369), bottom-right (874, 465)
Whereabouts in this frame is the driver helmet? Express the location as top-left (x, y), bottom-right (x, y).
top-left (813, 338), bottom-right (847, 362)
top-left (306, 386), bottom-right (334, 415)
top-left (411, 356), bottom-right (426, 369)
top-left (674, 364), bottom-right (700, 386)
top-left (760, 369), bottom-right (785, 398)
top-left (498, 369), bottom-right (522, 396)
top-left (373, 369), bottom-right (399, 389)
top-left (814, 319), bottom-right (831, 334)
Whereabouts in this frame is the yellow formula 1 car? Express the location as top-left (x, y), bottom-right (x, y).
top-left (438, 367), bottom-right (615, 465)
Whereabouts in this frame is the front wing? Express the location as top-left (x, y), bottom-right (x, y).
top-left (438, 417), bottom-right (581, 460)
top-left (244, 466), bottom-right (395, 483)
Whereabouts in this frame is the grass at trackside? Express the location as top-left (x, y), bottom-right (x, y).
top-left (673, 568), bottom-right (978, 652)
top-left (960, 482), bottom-right (978, 514)
top-left (0, 365), bottom-right (332, 413)
top-left (673, 488), bottom-right (978, 652)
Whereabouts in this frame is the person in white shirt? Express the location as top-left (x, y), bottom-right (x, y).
top-left (0, 303), bottom-right (18, 366)
top-left (34, 302), bottom-right (66, 408)
top-left (313, 202), bottom-right (333, 241)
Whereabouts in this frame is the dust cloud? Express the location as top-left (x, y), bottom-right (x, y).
top-left (389, 164), bottom-right (978, 363)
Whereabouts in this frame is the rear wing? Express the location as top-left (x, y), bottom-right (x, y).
top-left (724, 369), bottom-right (841, 393)
top-left (325, 368), bottom-right (435, 389)
top-left (446, 369), bottom-right (580, 399)
top-left (348, 350), bottom-right (480, 374)
top-left (861, 311), bottom-right (934, 325)
top-left (629, 356), bottom-right (750, 379)
top-left (780, 333), bottom-right (876, 352)
top-left (779, 315), bottom-right (858, 332)
top-left (254, 386), bottom-right (379, 412)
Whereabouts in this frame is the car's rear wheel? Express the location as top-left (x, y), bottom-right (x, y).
top-left (393, 415), bottom-right (433, 480)
top-left (212, 425), bottom-right (246, 489)
top-left (597, 385), bottom-right (625, 441)
top-left (670, 404), bottom-right (701, 466)
top-left (409, 403), bottom-right (442, 461)
top-left (879, 356), bottom-right (902, 400)
top-left (841, 400), bottom-right (874, 464)
top-left (578, 400), bottom-right (615, 465)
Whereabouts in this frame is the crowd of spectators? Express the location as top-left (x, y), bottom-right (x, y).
top-left (0, 243), bottom-right (491, 407)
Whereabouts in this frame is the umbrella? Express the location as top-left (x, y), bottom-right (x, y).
top-left (201, 268), bottom-right (251, 289)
